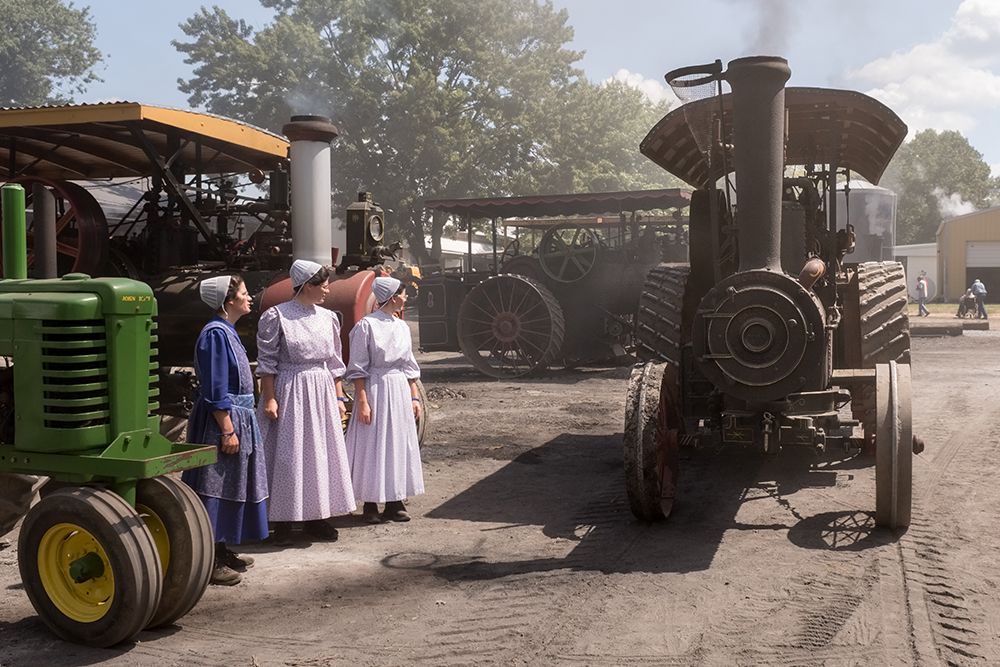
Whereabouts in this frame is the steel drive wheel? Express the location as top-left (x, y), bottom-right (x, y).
top-left (457, 274), bottom-right (564, 378)
top-left (136, 477), bottom-right (214, 628)
top-left (624, 361), bottom-right (682, 520)
top-left (18, 486), bottom-right (162, 647)
top-left (635, 264), bottom-right (690, 365)
top-left (875, 361), bottom-right (912, 530)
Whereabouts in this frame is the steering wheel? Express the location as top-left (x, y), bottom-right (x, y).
top-left (538, 225), bottom-right (600, 283)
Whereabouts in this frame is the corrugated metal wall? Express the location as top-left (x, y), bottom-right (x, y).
top-left (937, 208), bottom-right (1000, 299)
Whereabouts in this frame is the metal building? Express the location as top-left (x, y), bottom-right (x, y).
top-left (936, 207), bottom-right (1000, 300)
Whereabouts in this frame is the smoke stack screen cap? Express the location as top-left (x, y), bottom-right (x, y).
top-left (283, 115), bottom-right (339, 143)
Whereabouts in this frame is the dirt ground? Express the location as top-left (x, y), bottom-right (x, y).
top-left (1, 324), bottom-right (999, 666)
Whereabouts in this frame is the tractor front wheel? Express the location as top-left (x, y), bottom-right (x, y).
top-left (18, 486), bottom-right (162, 647)
top-left (624, 361), bottom-right (682, 520)
top-left (136, 477), bottom-right (214, 628)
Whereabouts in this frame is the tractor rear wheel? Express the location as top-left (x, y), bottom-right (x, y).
top-left (457, 274), bottom-right (564, 378)
top-left (624, 361), bottom-right (682, 521)
top-left (0, 474), bottom-right (44, 537)
top-left (875, 361), bottom-right (912, 530)
top-left (853, 261), bottom-right (911, 445)
top-left (635, 265), bottom-right (690, 365)
top-left (18, 486), bottom-right (162, 647)
top-left (136, 477), bottom-right (214, 628)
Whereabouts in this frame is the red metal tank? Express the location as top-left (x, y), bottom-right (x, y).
top-left (260, 269), bottom-right (377, 363)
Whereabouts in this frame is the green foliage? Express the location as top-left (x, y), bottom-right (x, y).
top-left (0, 0), bottom-right (103, 106)
top-left (881, 129), bottom-right (1000, 244)
top-left (174, 0), bottom-right (677, 262)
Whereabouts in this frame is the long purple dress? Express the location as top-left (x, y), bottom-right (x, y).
top-left (256, 301), bottom-right (356, 521)
top-left (182, 317), bottom-right (269, 544)
top-left (344, 311), bottom-right (424, 502)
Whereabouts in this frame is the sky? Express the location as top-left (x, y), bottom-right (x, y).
top-left (82, 0), bottom-right (1000, 176)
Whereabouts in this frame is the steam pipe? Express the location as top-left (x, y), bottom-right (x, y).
top-left (282, 115), bottom-right (339, 266)
top-left (31, 183), bottom-right (57, 278)
top-left (1, 184), bottom-right (26, 279)
top-left (726, 56), bottom-right (791, 272)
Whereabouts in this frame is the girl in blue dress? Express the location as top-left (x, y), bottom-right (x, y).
top-left (182, 275), bottom-right (270, 585)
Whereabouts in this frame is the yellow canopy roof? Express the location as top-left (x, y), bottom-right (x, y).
top-left (0, 102), bottom-right (289, 180)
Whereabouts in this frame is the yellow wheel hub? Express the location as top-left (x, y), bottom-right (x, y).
top-left (137, 503), bottom-right (171, 573)
top-left (37, 522), bottom-right (114, 623)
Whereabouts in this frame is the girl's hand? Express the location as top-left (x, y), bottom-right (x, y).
top-left (337, 399), bottom-right (348, 419)
top-left (412, 399), bottom-right (422, 421)
top-left (263, 398), bottom-right (278, 420)
top-left (220, 432), bottom-right (240, 455)
top-left (357, 399), bottom-right (372, 425)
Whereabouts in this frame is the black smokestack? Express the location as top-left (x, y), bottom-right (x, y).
top-left (726, 56), bottom-right (790, 272)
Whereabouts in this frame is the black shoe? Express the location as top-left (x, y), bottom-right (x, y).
top-left (266, 522), bottom-right (294, 547)
top-left (382, 500), bottom-right (411, 523)
top-left (303, 519), bottom-right (339, 541)
top-left (223, 547), bottom-right (255, 571)
top-left (362, 502), bottom-right (383, 524)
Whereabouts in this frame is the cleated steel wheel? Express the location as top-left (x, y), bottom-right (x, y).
top-left (624, 361), bottom-right (682, 520)
top-left (852, 261), bottom-right (911, 447)
top-left (18, 486), bottom-right (162, 647)
top-left (635, 264), bottom-right (690, 365)
top-left (875, 361), bottom-right (912, 530)
top-left (457, 274), bottom-right (564, 378)
top-left (136, 477), bottom-right (214, 628)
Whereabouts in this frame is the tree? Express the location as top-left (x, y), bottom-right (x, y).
top-left (0, 0), bottom-right (103, 106)
top-left (174, 1), bottom-right (676, 263)
top-left (881, 129), bottom-right (1000, 245)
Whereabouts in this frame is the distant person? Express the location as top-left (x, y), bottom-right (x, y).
top-left (972, 278), bottom-right (988, 319)
top-left (345, 276), bottom-right (425, 524)
top-left (183, 275), bottom-right (269, 586)
top-left (256, 259), bottom-right (356, 545)
top-left (916, 271), bottom-right (930, 317)
top-left (957, 288), bottom-right (977, 318)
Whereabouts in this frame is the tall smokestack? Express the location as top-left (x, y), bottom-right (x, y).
top-left (726, 56), bottom-right (790, 272)
top-left (282, 115), bottom-right (339, 265)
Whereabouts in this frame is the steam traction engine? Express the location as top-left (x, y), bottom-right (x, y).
top-left (625, 56), bottom-right (917, 529)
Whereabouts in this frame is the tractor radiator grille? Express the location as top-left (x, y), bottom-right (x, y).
top-left (149, 318), bottom-right (159, 415)
top-left (40, 319), bottom-right (110, 429)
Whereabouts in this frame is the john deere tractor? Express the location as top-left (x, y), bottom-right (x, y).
top-left (0, 184), bottom-right (217, 646)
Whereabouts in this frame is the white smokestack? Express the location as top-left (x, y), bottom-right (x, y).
top-left (282, 115), bottom-right (340, 265)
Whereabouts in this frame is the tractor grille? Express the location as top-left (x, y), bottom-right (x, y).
top-left (40, 320), bottom-right (110, 429)
top-left (149, 318), bottom-right (160, 415)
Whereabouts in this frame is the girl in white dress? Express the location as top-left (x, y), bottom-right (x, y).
top-left (345, 276), bottom-right (424, 523)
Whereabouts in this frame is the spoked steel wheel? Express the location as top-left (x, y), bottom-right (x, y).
top-left (538, 225), bottom-right (600, 283)
top-left (136, 477), bottom-right (214, 628)
top-left (457, 274), bottom-right (564, 379)
top-left (18, 486), bottom-right (162, 647)
top-left (624, 361), bottom-right (682, 520)
top-left (875, 361), bottom-right (913, 530)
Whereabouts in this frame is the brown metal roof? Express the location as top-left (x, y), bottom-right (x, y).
top-left (0, 102), bottom-right (289, 180)
top-left (640, 87), bottom-right (908, 189)
top-left (424, 189), bottom-right (692, 218)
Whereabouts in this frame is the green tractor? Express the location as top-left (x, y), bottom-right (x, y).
top-left (0, 184), bottom-right (217, 646)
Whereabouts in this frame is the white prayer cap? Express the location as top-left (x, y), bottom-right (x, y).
top-left (373, 276), bottom-right (401, 305)
top-left (199, 275), bottom-right (231, 310)
top-left (290, 259), bottom-right (323, 288)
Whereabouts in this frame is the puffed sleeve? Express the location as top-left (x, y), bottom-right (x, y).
top-left (195, 327), bottom-right (233, 411)
top-left (344, 318), bottom-right (371, 380)
top-left (255, 306), bottom-right (281, 376)
top-left (400, 320), bottom-right (421, 379)
top-left (328, 310), bottom-right (347, 377)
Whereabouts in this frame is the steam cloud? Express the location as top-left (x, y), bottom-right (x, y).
top-left (933, 187), bottom-right (977, 218)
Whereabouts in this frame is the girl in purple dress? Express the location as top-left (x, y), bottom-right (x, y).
top-left (257, 260), bottom-right (356, 544)
top-left (183, 275), bottom-right (269, 585)
top-left (345, 276), bottom-right (425, 524)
